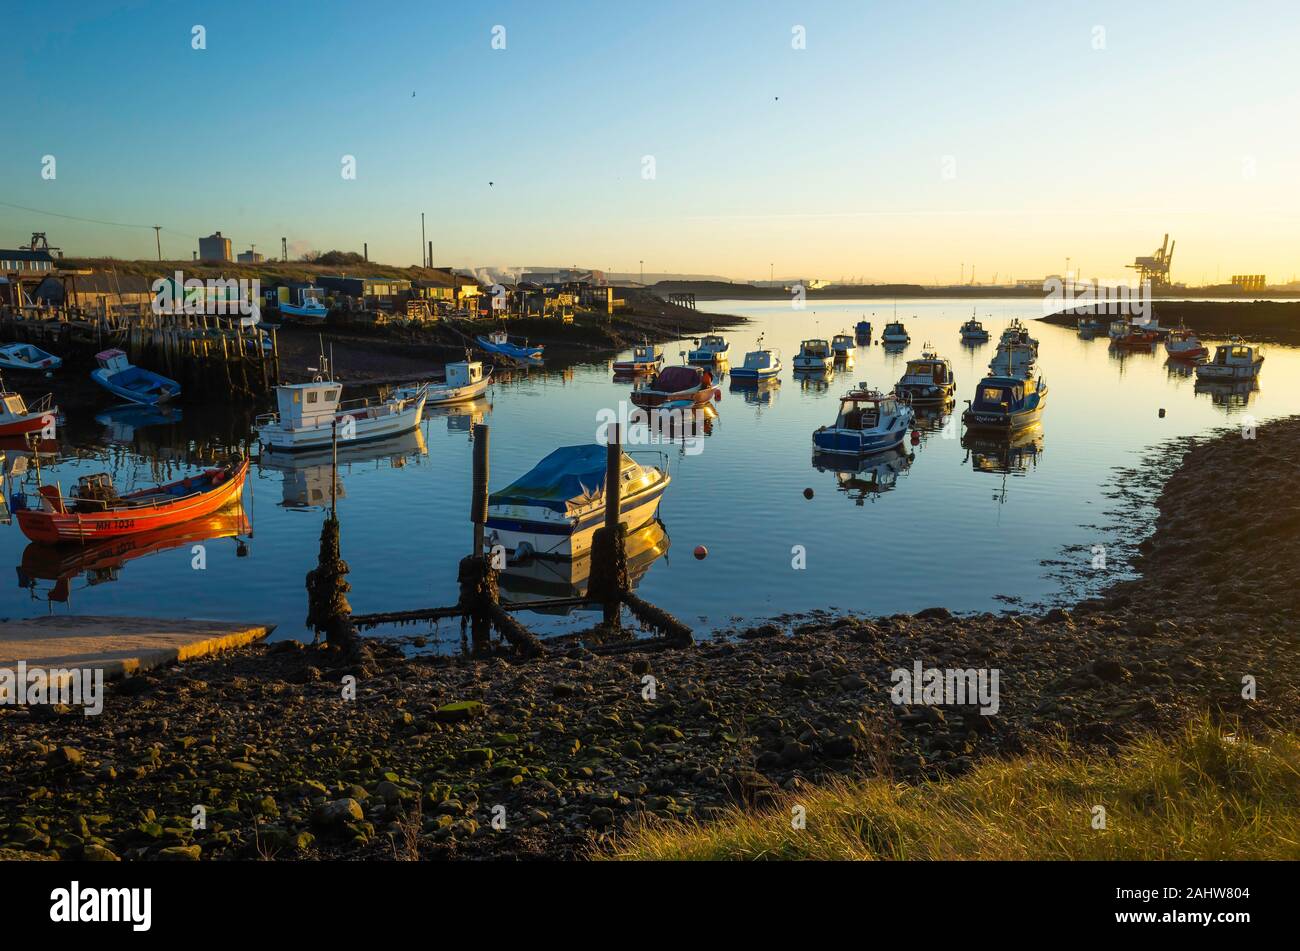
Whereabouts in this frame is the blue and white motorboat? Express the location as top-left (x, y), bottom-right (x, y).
top-left (881, 321), bottom-right (910, 346)
top-left (392, 359), bottom-right (492, 406)
top-left (832, 333), bottom-right (855, 363)
top-left (1195, 337), bottom-right (1264, 382)
top-left (962, 372), bottom-right (1048, 432)
top-left (91, 349), bottom-right (181, 406)
top-left (477, 328), bottom-right (544, 361)
top-left (812, 385), bottom-right (915, 456)
top-left (894, 349), bottom-right (955, 405)
top-left (279, 288), bottom-right (329, 324)
top-left (0, 342), bottom-right (62, 374)
top-left (485, 444), bottom-right (671, 560)
top-left (730, 335), bottom-right (781, 381)
top-left (855, 319), bottom-right (873, 343)
top-left (688, 334), bottom-right (730, 364)
top-left (793, 338), bottom-right (833, 371)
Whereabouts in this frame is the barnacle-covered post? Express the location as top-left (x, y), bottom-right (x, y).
top-left (588, 425), bottom-right (629, 627)
top-left (305, 419), bottom-right (359, 649)
top-left (458, 423), bottom-right (495, 654)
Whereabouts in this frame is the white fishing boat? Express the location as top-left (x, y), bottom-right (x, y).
top-left (793, 338), bottom-right (833, 371)
top-left (988, 340), bottom-right (1037, 379)
top-left (730, 335), bottom-right (781, 381)
top-left (392, 360), bottom-right (491, 406)
top-left (832, 333), bottom-right (855, 363)
top-left (256, 354), bottom-right (426, 454)
top-left (1000, 318), bottom-right (1039, 351)
top-left (0, 343), bottom-right (62, 373)
top-left (959, 316), bottom-right (990, 342)
top-left (612, 342), bottom-right (663, 376)
top-left (688, 334), bottom-right (730, 364)
top-left (894, 349), bottom-right (955, 405)
top-left (881, 321), bottom-right (910, 345)
top-left (1195, 338), bottom-right (1264, 381)
top-left (485, 444), bottom-right (670, 560)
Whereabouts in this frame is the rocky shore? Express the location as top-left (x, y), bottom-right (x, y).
top-left (2, 417), bottom-right (1297, 861)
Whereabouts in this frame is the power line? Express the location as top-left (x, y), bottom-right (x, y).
top-left (0, 200), bottom-right (198, 240)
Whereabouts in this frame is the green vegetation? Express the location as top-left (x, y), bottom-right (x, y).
top-left (607, 718), bottom-right (1300, 860)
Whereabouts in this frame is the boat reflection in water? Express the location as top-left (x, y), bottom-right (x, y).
top-left (497, 519), bottom-right (670, 613)
top-left (811, 448), bottom-right (912, 505)
top-left (729, 376), bottom-right (780, 407)
top-left (1193, 379), bottom-right (1259, 409)
top-left (95, 404), bottom-right (182, 444)
top-left (961, 425), bottom-right (1045, 504)
top-left (17, 505), bottom-right (250, 604)
top-left (424, 397), bottom-right (491, 438)
top-left (258, 427), bottom-right (428, 508)
top-left (794, 366), bottom-right (835, 392)
top-left (911, 404), bottom-right (955, 437)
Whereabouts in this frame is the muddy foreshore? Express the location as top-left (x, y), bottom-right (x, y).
top-left (2, 417), bottom-right (1297, 861)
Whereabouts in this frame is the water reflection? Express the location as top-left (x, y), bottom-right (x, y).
top-left (258, 428), bottom-right (428, 508)
top-left (424, 397), bottom-right (491, 436)
top-left (811, 448), bottom-right (913, 505)
top-left (729, 377), bottom-right (781, 406)
top-left (96, 404), bottom-right (183, 444)
top-left (1194, 379), bottom-right (1259, 409)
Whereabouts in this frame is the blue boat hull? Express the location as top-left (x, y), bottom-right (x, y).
top-left (812, 426), bottom-right (907, 456)
top-left (477, 336), bottom-right (543, 360)
top-left (91, 368), bottom-right (182, 406)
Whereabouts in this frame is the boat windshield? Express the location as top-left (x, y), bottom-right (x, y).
top-left (836, 401), bottom-right (880, 430)
top-left (974, 383), bottom-right (1020, 410)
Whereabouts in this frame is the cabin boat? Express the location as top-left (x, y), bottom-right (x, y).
top-left (855, 319), bottom-right (872, 343)
top-left (730, 336), bottom-right (781, 381)
top-left (485, 444), bottom-right (670, 560)
top-left (959, 317), bottom-right (990, 342)
top-left (257, 362), bottom-right (427, 454)
top-left (832, 334), bottom-right (856, 361)
top-left (962, 373), bottom-right (1048, 432)
top-left (988, 340), bottom-right (1037, 379)
top-left (881, 321), bottom-right (910, 345)
top-left (1076, 316), bottom-right (1106, 334)
top-left (812, 386), bottom-right (915, 456)
top-left (613, 343), bottom-right (663, 376)
top-left (0, 388), bottom-right (58, 438)
top-left (0, 343), bottom-right (61, 373)
top-left (90, 350), bottom-right (180, 406)
top-left (1195, 338), bottom-right (1264, 381)
top-left (793, 339), bottom-right (833, 371)
top-left (629, 365), bottom-right (718, 409)
top-left (894, 350), bottom-right (955, 405)
top-left (1164, 328), bottom-right (1208, 361)
top-left (477, 329), bottom-right (543, 361)
top-left (688, 334), bottom-right (730, 364)
top-left (279, 288), bottom-right (329, 324)
top-left (392, 360), bottom-right (491, 406)
top-left (999, 319), bottom-right (1039, 351)
top-left (13, 455), bottom-right (249, 544)
top-left (1111, 320), bottom-right (1160, 348)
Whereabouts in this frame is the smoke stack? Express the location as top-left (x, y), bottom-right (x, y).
top-left (364, 242), bottom-right (368, 262)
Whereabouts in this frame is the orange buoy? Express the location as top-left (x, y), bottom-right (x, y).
top-left (693, 545), bottom-right (708, 560)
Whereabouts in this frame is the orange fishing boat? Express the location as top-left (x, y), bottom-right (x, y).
top-left (0, 388), bottom-right (58, 438)
top-left (14, 455), bottom-right (249, 544)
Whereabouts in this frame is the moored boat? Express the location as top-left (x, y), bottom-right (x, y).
top-left (894, 349), bottom-right (955, 405)
top-left (793, 338), bottom-right (833, 371)
top-left (392, 360), bottom-right (491, 406)
top-left (687, 334), bottom-right (730, 364)
top-left (855, 319), bottom-right (873, 343)
top-left (1076, 315), bottom-right (1106, 334)
top-left (999, 318), bottom-right (1039, 351)
top-left (91, 349), bottom-right (181, 406)
top-left (812, 385), bottom-right (915, 456)
top-left (0, 387), bottom-right (58, 438)
top-left (1195, 338), bottom-right (1264, 381)
top-left (730, 335), bottom-right (781, 381)
top-left (962, 372), bottom-right (1048, 432)
top-left (988, 339), bottom-right (1037, 378)
top-left (613, 343), bottom-right (663, 376)
top-left (477, 328), bottom-right (544, 361)
top-left (279, 288), bottom-right (329, 325)
top-left (485, 444), bottom-right (670, 560)
top-left (1164, 327), bottom-right (1209, 361)
top-left (13, 455), bottom-right (249, 544)
top-left (629, 365), bottom-right (718, 409)
top-left (959, 315), bottom-right (990, 342)
top-left (0, 343), bottom-right (62, 373)
top-left (881, 321), bottom-right (910, 345)
top-left (257, 357), bottom-right (427, 453)
top-left (832, 333), bottom-right (855, 361)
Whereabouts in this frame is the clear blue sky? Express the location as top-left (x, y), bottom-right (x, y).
top-left (3, 0), bottom-right (1297, 283)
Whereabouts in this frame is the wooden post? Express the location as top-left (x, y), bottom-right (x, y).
top-left (471, 423), bottom-right (489, 555)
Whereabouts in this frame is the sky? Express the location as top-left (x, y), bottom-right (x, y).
top-left (3, 0), bottom-right (1299, 284)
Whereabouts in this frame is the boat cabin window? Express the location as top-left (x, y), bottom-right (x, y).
top-left (838, 402), bottom-right (879, 430)
top-left (4, 395), bottom-right (24, 414)
top-left (307, 391), bottom-right (319, 404)
top-left (975, 384), bottom-right (1019, 408)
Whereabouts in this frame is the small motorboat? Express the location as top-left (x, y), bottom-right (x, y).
top-left (477, 328), bottom-right (544, 361)
top-left (485, 444), bottom-right (670, 560)
top-left (1107, 318), bottom-right (1130, 339)
top-left (13, 455), bottom-right (249, 544)
top-left (0, 343), bottom-right (62, 373)
top-left (392, 360), bottom-right (491, 406)
top-left (687, 334), bottom-right (730, 364)
top-left (91, 349), bottom-right (181, 406)
top-left (959, 315), bottom-right (990, 342)
top-left (999, 318), bottom-right (1039, 351)
top-left (1195, 338), bottom-right (1264, 381)
top-left (962, 372), bottom-right (1048, 432)
top-left (257, 355), bottom-right (427, 453)
top-left (629, 365), bottom-right (718, 409)
top-left (1111, 323), bottom-right (1160, 348)
top-left (881, 321), bottom-right (910, 346)
top-left (0, 387), bottom-right (58, 438)
top-left (1164, 327), bottom-right (1209, 361)
top-left (894, 349), bottom-right (955, 405)
top-left (812, 385), bottom-right (915, 456)
top-left (854, 319), bottom-right (872, 343)
top-left (280, 289), bottom-right (329, 324)
top-left (730, 335), bottom-right (781, 381)
top-left (832, 333), bottom-right (856, 362)
top-left (988, 340), bottom-right (1037, 379)
top-left (1076, 315), bottom-right (1106, 335)
top-left (613, 343), bottom-right (663, 376)
top-left (793, 338), bottom-right (833, 371)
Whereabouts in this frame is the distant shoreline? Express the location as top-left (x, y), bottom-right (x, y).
top-left (1038, 299), bottom-right (1300, 345)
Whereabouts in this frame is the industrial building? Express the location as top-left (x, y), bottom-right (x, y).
top-left (237, 249), bottom-right (265, 264)
top-left (198, 231), bottom-right (233, 262)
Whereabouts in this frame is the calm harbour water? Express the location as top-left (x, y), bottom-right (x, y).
top-left (2, 298), bottom-right (1294, 647)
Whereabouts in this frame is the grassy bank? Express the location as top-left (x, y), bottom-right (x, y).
top-left (609, 718), bottom-right (1300, 860)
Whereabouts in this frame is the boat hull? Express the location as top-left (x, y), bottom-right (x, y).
top-left (16, 460), bottom-right (249, 544)
top-left (426, 377), bottom-right (491, 406)
top-left (812, 426), bottom-right (907, 456)
top-left (1195, 361), bottom-right (1263, 380)
top-left (91, 368), bottom-right (181, 406)
top-left (962, 402), bottom-right (1045, 432)
top-left (0, 411), bottom-right (54, 437)
top-left (259, 393), bottom-right (427, 453)
top-left (279, 303), bottom-right (329, 325)
top-left (629, 387), bottom-right (715, 409)
top-left (486, 480), bottom-right (668, 560)
top-left (730, 366), bottom-right (780, 380)
top-left (895, 383), bottom-right (955, 405)
top-left (476, 336), bottom-right (543, 360)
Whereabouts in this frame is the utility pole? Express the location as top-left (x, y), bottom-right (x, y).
top-left (281, 237), bottom-right (287, 262)
top-left (421, 213), bottom-right (427, 267)
top-left (639, 260), bottom-right (644, 285)
top-left (153, 225), bottom-right (162, 262)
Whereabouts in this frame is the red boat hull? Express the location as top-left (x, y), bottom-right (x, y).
top-left (16, 458), bottom-right (250, 544)
top-left (0, 411), bottom-right (55, 437)
top-left (629, 387), bottom-right (718, 409)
